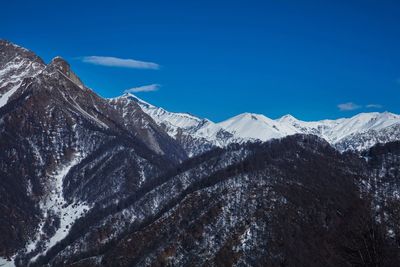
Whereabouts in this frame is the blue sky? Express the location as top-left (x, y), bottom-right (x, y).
top-left (2, 0), bottom-right (400, 121)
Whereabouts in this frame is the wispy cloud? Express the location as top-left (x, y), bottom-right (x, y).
top-left (366, 104), bottom-right (383, 109)
top-left (82, 56), bottom-right (159, 69)
top-left (337, 102), bottom-right (361, 111)
top-left (338, 102), bottom-right (384, 111)
top-left (124, 84), bottom-right (161, 93)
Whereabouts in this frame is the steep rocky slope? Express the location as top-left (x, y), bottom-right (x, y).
top-left (0, 40), bottom-right (186, 265)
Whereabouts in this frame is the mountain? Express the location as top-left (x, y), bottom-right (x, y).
top-left (1, 40), bottom-right (400, 267)
top-left (123, 93), bottom-right (400, 153)
top-left (218, 112), bottom-right (298, 140)
top-left (0, 40), bottom-right (186, 265)
top-left (220, 112), bottom-right (400, 151)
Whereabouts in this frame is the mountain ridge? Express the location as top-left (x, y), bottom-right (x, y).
top-left (117, 92), bottom-right (400, 154)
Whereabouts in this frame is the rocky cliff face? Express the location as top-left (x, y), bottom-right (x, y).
top-left (0, 41), bottom-right (399, 267)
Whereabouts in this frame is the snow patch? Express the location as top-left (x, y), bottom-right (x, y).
top-left (0, 84), bottom-right (19, 108)
top-left (0, 257), bottom-right (15, 267)
top-left (26, 155), bottom-right (90, 262)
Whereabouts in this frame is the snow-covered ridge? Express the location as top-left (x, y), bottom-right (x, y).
top-left (219, 111), bottom-right (400, 143)
top-left (120, 93), bottom-right (202, 131)
top-left (218, 113), bottom-right (298, 141)
top-left (111, 93), bottom-right (233, 148)
top-left (117, 93), bottom-right (400, 152)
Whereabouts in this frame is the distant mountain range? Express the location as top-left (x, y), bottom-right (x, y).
top-left (114, 93), bottom-right (400, 156)
top-left (1, 40), bottom-right (400, 267)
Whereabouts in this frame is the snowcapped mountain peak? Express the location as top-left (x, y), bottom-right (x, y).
top-left (218, 112), bottom-right (288, 141)
top-left (229, 112), bottom-right (273, 122)
top-left (235, 112), bottom-right (272, 122)
top-left (277, 114), bottom-right (298, 123)
top-left (322, 111), bottom-right (400, 143)
top-left (372, 111), bottom-right (400, 121)
top-left (120, 92), bottom-right (156, 109)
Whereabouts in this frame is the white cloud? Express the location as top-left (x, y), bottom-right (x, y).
top-left (82, 56), bottom-right (159, 69)
top-left (124, 84), bottom-right (160, 93)
top-left (337, 102), bottom-right (361, 111)
top-left (366, 104), bottom-right (383, 109)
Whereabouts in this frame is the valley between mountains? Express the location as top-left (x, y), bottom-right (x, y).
top-left (1, 40), bottom-right (400, 266)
